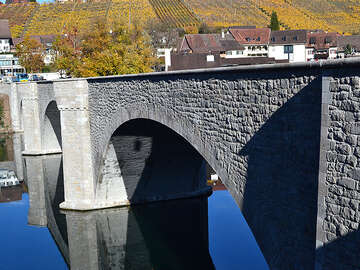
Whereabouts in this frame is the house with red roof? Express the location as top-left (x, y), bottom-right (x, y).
top-left (268, 30), bottom-right (308, 63)
top-left (172, 31), bottom-right (276, 70)
top-left (228, 28), bottom-right (271, 57)
top-left (306, 31), bottom-right (339, 61)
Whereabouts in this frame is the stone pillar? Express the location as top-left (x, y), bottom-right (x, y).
top-left (21, 83), bottom-right (43, 155)
top-left (10, 83), bottom-right (22, 132)
top-left (25, 156), bottom-right (48, 227)
top-left (64, 207), bottom-right (152, 270)
top-left (53, 80), bottom-right (96, 210)
top-left (12, 133), bottom-right (24, 181)
top-left (65, 212), bottom-right (100, 270)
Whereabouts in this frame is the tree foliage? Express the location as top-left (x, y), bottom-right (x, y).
top-left (269, 11), bottom-right (280, 31)
top-left (344, 44), bottom-right (353, 55)
top-left (54, 20), bottom-right (158, 78)
top-left (15, 37), bottom-right (45, 73)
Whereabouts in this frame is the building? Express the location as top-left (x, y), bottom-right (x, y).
top-left (336, 35), bottom-right (360, 58)
top-left (152, 29), bottom-right (179, 71)
top-left (0, 54), bottom-right (24, 76)
top-left (228, 28), bottom-right (271, 57)
top-left (0, 19), bottom-right (12, 53)
top-left (171, 29), bottom-right (284, 71)
top-left (177, 32), bottom-right (245, 56)
top-left (306, 31), bottom-right (339, 61)
top-left (169, 53), bottom-right (278, 71)
top-left (13, 34), bottom-right (56, 65)
top-left (269, 30), bottom-right (307, 63)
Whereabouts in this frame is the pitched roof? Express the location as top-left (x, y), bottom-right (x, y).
top-left (270, 30), bottom-right (307, 45)
top-left (306, 32), bottom-right (338, 50)
top-left (13, 35), bottom-right (56, 48)
top-left (229, 28), bottom-right (271, 45)
top-left (337, 35), bottom-right (360, 51)
top-left (178, 33), bottom-right (244, 53)
top-left (0, 19), bottom-right (11, 40)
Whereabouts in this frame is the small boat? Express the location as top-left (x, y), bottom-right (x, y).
top-left (0, 169), bottom-right (20, 187)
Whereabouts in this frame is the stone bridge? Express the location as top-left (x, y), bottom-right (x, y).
top-left (7, 58), bottom-right (360, 269)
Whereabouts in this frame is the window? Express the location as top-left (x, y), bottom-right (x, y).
top-left (282, 36), bottom-right (286, 41)
top-left (236, 50), bottom-right (243, 55)
top-left (206, 55), bottom-right (215, 62)
top-left (310, 37), bottom-right (316, 44)
top-left (256, 37), bottom-right (260, 41)
top-left (226, 51), bottom-right (232, 55)
top-left (284, 45), bottom-right (293, 53)
top-left (293, 36), bottom-right (298, 41)
top-left (245, 37), bottom-right (251, 42)
top-left (271, 37), bottom-right (275, 42)
top-left (325, 37), bottom-right (332, 44)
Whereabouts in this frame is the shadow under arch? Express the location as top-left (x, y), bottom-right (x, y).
top-left (42, 101), bottom-right (62, 153)
top-left (98, 118), bottom-right (212, 204)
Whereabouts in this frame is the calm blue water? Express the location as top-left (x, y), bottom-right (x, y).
top-left (0, 184), bottom-right (268, 269)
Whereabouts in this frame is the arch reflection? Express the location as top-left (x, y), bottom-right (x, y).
top-left (25, 154), bottom-right (214, 270)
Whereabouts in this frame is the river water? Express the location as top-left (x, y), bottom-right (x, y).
top-left (0, 134), bottom-right (269, 270)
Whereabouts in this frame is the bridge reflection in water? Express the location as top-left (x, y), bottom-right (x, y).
top-left (25, 154), bottom-right (214, 270)
top-left (0, 133), bottom-right (268, 269)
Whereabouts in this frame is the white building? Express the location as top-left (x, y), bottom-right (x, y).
top-left (268, 30), bottom-right (307, 63)
top-left (0, 54), bottom-right (25, 76)
top-left (306, 31), bottom-right (339, 61)
top-left (0, 19), bottom-right (12, 53)
top-left (228, 28), bottom-right (270, 57)
top-left (336, 35), bottom-right (360, 58)
top-left (157, 48), bottom-right (172, 72)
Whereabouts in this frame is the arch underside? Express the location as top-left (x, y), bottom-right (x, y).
top-left (96, 118), bottom-right (211, 206)
top-left (42, 101), bottom-right (62, 154)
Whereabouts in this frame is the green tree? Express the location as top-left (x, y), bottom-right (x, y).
top-left (344, 44), bottom-right (353, 56)
top-left (269, 11), bottom-right (280, 31)
top-left (198, 23), bottom-right (210, 34)
top-left (15, 37), bottom-right (45, 73)
top-left (54, 20), bottom-right (158, 77)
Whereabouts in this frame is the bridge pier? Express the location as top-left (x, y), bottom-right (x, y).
top-left (63, 196), bottom-right (212, 270)
top-left (53, 80), bottom-right (97, 210)
top-left (25, 156), bottom-right (48, 227)
top-left (21, 83), bottom-right (62, 155)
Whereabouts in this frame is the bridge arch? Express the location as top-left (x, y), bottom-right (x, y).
top-left (97, 117), bottom-right (216, 205)
top-left (94, 104), bottom-right (233, 207)
top-left (41, 100), bottom-right (62, 154)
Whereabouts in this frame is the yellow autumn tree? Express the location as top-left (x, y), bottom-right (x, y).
top-left (54, 20), bottom-right (158, 78)
top-left (15, 36), bottom-right (45, 73)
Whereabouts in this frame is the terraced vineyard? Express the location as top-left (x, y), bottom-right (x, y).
top-left (0, 0), bottom-right (159, 38)
top-left (183, 0), bottom-right (360, 33)
top-left (107, 0), bottom-right (157, 27)
top-left (182, 0), bottom-right (269, 28)
top-left (0, 3), bottom-right (38, 37)
top-left (148, 0), bottom-right (200, 28)
top-left (1, 0), bottom-right (360, 38)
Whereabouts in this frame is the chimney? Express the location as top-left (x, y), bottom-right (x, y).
top-left (221, 30), bottom-right (225, 39)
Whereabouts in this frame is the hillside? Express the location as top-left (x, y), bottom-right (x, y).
top-left (0, 3), bottom-right (37, 37)
top-left (1, 0), bottom-right (158, 38)
top-left (1, 0), bottom-right (359, 38)
top-left (183, 0), bottom-right (360, 34)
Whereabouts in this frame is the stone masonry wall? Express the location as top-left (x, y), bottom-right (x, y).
top-left (87, 66), bottom-right (323, 269)
top-left (316, 70), bottom-right (360, 270)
